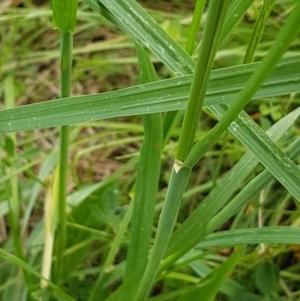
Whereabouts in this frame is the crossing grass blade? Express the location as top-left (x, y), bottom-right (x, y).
top-left (183, 2), bottom-right (300, 196)
top-left (83, 0), bottom-right (300, 201)
top-left (0, 56), bottom-right (299, 133)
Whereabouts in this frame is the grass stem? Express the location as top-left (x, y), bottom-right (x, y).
top-left (54, 31), bottom-right (73, 283)
top-left (176, 0), bottom-right (231, 161)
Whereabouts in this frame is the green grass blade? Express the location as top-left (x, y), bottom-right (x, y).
top-left (197, 227), bottom-right (300, 248)
top-left (52, 0), bottom-right (77, 287)
top-left (84, 0), bottom-right (255, 73)
top-left (0, 56), bottom-right (299, 133)
top-left (3, 75), bottom-right (32, 293)
top-left (244, 0), bottom-right (275, 63)
top-left (185, 0), bottom-right (206, 55)
top-left (53, 31), bottom-right (73, 284)
top-left (132, 3), bottom-right (231, 299)
top-left (121, 44), bottom-right (162, 299)
top-left (83, 0), bottom-right (300, 202)
top-left (81, 1), bottom-right (299, 203)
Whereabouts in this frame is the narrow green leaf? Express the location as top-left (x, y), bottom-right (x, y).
top-left (196, 227), bottom-right (300, 248)
top-left (121, 44), bottom-right (162, 300)
top-left (185, 0), bottom-right (206, 55)
top-left (0, 56), bottom-right (299, 133)
top-left (209, 105), bottom-right (300, 202)
top-left (244, 0), bottom-right (276, 63)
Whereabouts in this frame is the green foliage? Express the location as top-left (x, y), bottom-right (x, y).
top-left (0, 0), bottom-right (300, 300)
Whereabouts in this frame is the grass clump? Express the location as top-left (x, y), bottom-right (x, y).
top-left (0, 0), bottom-right (300, 300)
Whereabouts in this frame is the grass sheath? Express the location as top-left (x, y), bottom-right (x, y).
top-left (133, 166), bottom-right (191, 301)
top-left (176, 0), bottom-right (231, 162)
